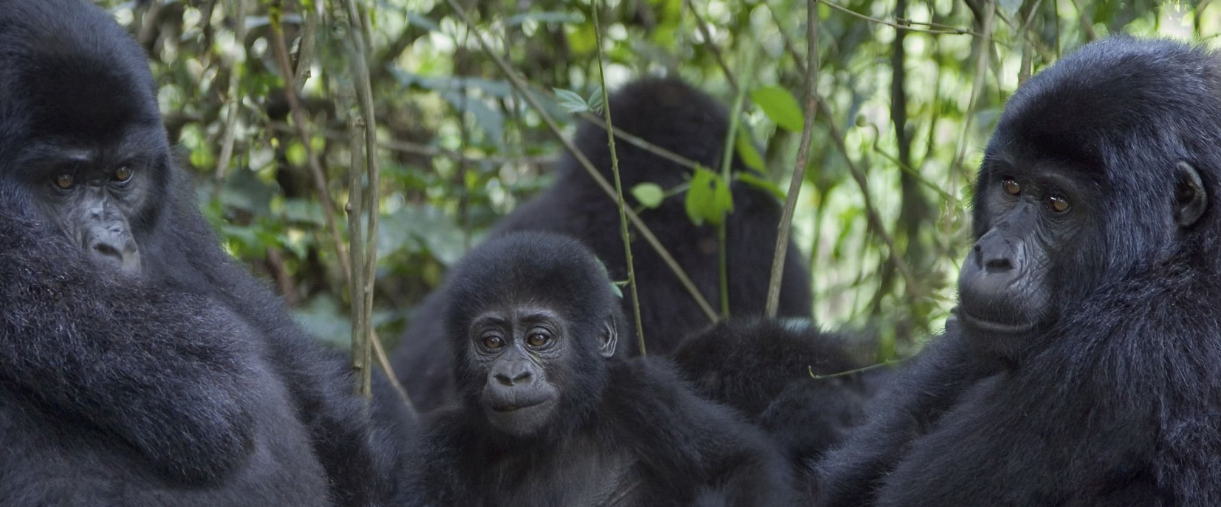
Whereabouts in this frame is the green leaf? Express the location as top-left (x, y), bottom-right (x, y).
top-left (737, 172), bottom-right (786, 200)
top-left (553, 88), bottom-right (590, 114)
top-left (735, 130), bottom-right (766, 172)
top-left (587, 86), bottom-right (604, 114)
top-left (631, 182), bottom-right (665, 209)
top-left (751, 85), bottom-right (804, 132)
top-left (609, 281), bottom-right (624, 298)
top-left (684, 168), bottom-right (734, 226)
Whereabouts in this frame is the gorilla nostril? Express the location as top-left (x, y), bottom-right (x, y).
top-left (512, 371), bottom-right (532, 384)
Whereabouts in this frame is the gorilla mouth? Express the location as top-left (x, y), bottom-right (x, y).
top-left (956, 308), bottom-right (1036, 335)
top-left (490, 399), bottom-right (549, 412)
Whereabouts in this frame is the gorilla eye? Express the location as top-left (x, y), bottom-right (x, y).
top-left (54, 173), bottom-right (75, 189)
top-left (526, 332), bottom-right (550, 348)
top-left (1048, 195), bottom-right (1070, 213)
top-left (1001, 178), bottom-right (1021, 196)
top-left (114, 166), bottom-right (133, 182)
top-left (482, 335), bottom-right (504, 350)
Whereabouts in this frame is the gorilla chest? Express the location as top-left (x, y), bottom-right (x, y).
top-left (481, 438), bottom-right (641, 506)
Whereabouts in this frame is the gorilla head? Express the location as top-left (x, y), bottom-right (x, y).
top-left (0, 0), bottom-right (174, 275)
top-left (957, 37), bottom-right (1218, 359)
top-left (443, 232), bottom-right (622, 438)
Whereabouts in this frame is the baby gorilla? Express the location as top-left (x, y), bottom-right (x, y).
top-left (402, 232), bottom-right (796, 506)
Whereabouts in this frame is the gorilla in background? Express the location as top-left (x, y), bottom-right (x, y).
top-left (0, 1), bottom-right (409, 504)
top-left (401, 232), bottom-right (798, 507)
top-left (672, 319), bottom-right (887, 499)
top-left (396, 77), bottom-right (814, 413)
top-left (819, 38), bottom-right (1221, 506)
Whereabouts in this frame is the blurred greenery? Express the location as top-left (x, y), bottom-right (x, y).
top-left (96, 0), bottom-right (1219, 359)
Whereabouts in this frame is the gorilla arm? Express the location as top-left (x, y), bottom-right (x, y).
top-left (0, 211), bottom-right (258, 486)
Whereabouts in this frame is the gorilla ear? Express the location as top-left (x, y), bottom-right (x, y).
top-left (598, 316), bottom-right (619, 358)
top-left (1174, 161), bottom-right (1208, 228)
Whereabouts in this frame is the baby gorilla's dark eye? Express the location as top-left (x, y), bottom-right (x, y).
top-left (1002, 178), bottom-right (1021, 196)
top-left (482, 335), bottom-right (504, 350)
top-left (1048, 195), bottom-right (1070, 213)
top-left (55, 174), bottom-right (74, 189)
top-left (527, 333), bottom-right (549, 348)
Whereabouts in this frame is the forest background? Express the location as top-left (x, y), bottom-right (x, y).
top-left (93, 0), bottom-right (1219, 368)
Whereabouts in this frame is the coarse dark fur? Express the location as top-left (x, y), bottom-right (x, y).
top-left (393, 77), bottom-right (814, 413)
top-left (672, 318), bottom-right (886, 499)
top-left (0, 1), bottom-right (409, 504)
top-left (818, 38), bottom-right (1221, 506)
top-left (402, 232), bottom-right (798, 507)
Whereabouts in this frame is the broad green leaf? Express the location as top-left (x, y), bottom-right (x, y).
top-left (554, 88), bottom-right (590, 114)
top-left (684, 168), bottom-right (734, 226)
top-left (587, 86), bottom-right (604, 114)
top-left (735, 130), bottom-right (766, 172)
top-left (631, 182), bottom-right (665, 209)
top-left (751, 85), bottom-right (804, 132)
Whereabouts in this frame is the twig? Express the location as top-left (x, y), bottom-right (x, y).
top-left (577, 112), bottom-right (702, 172)
top-left (717, 49), bottom-right (753, 318)
top-left (267, 122), bottom-right (552, 165)
top-left (292, 2), bottom-right (318, 91)
top-left (592, 2), bottom-right (647, 355)
top-left (346, 107), bottom-right (369, 397)
top-left (766, 0), bottom-right (819, 317)
top-left (949, 0), bottom-right (995, 184)
top-left (214, 0), bottom-right (247, 186)
top-left (442, 0), bottom-right (720, 323)
top-left (268, 4), bottom-right (350, 278)
top-left (766, 0), bottom-right (808, 75)
top-left (688, 3), bottom-right (740, 92)
top-left (818, 98), bottom-right (920, 299)
top-left (1068, 0), bottom-right (1097, 42)
top-left (817, 0), bottom-right (979, 36)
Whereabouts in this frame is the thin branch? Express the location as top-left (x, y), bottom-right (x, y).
top-left (718, 50), bottom-right (753, 318)
top-left (267, 122), bottom-right (552, 165)
top-left (592, 2), bottom-right (646, 355)
top-left (214, 0), bottom-right (247, 186)
top-left (766, 0), bottom-right (819, 317)
top-left (688, 3), bottom-right (740, 92)
top-left (346, 106), bottom-right (369, 397)
top-left (268, 3), bottom-right (350, 280)
top-left (949, 0), bottom-right (995, 182)
top-left (442, 0), bottom-right (720, 323)
top-left (766, 0), bottom-right (808, 75)
top-left (292, 2), bottom-right (319, 91)
top-left (817, 0), bottom-right (979, 36)
top-left (1068, 0), bottom-right (1097, 42)
top-left (818, 98), bottom-right (920, 299)
top-left (577, 112), bottom-right (703, 172)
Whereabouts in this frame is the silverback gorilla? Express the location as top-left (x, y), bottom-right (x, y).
top-left (0, 1), bottom-right (408, 505)
top-left (402, 232), bottom-right (797, 506)
top-left (819, 37), bottom-right (1221, 506)
top-left (395, 77), bottom-right (814, 413)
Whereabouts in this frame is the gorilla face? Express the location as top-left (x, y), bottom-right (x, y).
top-left (3, 19), bottom-right (169, 276)
top-left (468, 305), bottom-right (618, 437)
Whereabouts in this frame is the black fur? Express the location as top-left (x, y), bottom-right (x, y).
top-left (671, 319), bottom-right (885, 497)
top-left (0, 1), bottom-right (408, 504)
top-left (393, 77), bottom-right (813, 413)
top-left (402, 232), bottom-right (798, 506)
top-left (818, 38), bottom-right (1221, 506)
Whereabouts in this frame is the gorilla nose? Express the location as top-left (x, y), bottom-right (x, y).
top-left (973, 242), bottom-right (1015, 273)
top-left (493, 368), bottom-right (533, 386)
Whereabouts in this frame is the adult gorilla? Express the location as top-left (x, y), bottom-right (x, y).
top-left (0, 1), bottom-right (407, 505)
top-left (396, 77), bottom-right (813, 412)
top-left (818, 38), bottom-right (1221, 506)
top-left (402, 232), bottom-right (797, 506)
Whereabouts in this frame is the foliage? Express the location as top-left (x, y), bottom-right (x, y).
top-left (96, 0), bottom-right (1219, 358)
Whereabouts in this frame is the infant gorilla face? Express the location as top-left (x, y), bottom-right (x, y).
top-left (470, 306), bottom-right (566, 436)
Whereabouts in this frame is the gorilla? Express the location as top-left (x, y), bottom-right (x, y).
top-left (672, 319), bottom-right (886, 498)
top-left (0, 1), bottom-right (408, 504)
top-left (395, 77), bottom-right (813, 413)
top-left (818, 38), bottom-right (1221, 506)
top-left (401, 232), bottom-right (798, 506)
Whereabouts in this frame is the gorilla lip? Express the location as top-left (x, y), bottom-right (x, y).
top-left (490, 399), bottom-right (549, 412)
top-left (955, 308), bottom-right (1035, 335)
